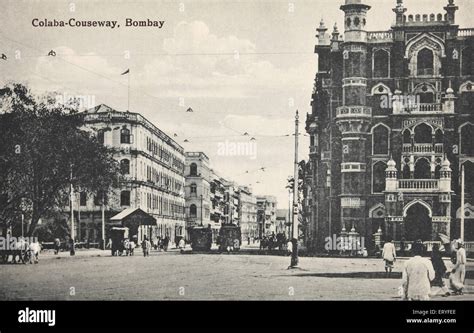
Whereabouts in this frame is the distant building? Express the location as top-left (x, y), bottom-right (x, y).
top-left (67, 104), bottom-right (186, 245)
top-left (185, 152), bottom-right (212, 229)
top-left (276, 209), bottom-right (290, 237)
top-left (238, 186), bottom-right (258, 241)
top-left (256, 195), bottom-right (278, 237)
top-left (223, 180), bottom-right (240, 226)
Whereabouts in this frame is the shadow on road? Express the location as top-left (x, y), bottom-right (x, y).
top-left (286, 271), bottom-right (403, 279)
top-left (285, 270), bottom-right (474, 280)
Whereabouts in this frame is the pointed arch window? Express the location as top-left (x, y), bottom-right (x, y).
top-left (403, 129), bottom-right (412, 144)
top-left (417, 48), bottom-right (434, 76)
top-left (373, 161), bottom-right (387, 193)
top-left (372, 125), bottom-right (389, 155)
top-left (402, 164), bottom-right (411, 179)
top-left (373, 49), bottom-right (390, 78)
top-left (460, 123), bottom-right (474, 155)
top-left (414, 123), bottom-right (432, 144)
top-left (461, 47), bottom-right (473, 76)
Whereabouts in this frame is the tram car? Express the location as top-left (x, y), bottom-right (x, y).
top-left (218, 224), bottom-right (241, 253)
top-left (188, 226), bottom-right (213, 252)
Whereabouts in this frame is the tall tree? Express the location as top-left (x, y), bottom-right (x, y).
top-left (0, 83), bottom-right (121, 236)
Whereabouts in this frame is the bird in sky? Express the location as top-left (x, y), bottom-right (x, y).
top-left (186, 107), bottom-right (194, 113)
top-left (47, 50), bottom-right (56, 56)
top-left (0, 54), bottom-right (7, 60)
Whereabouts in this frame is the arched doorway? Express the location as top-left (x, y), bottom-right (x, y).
top-left (404, 203), bottom-right (432, 241)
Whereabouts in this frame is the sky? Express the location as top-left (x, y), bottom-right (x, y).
top-left (0, 0), bottom-right (472, 208)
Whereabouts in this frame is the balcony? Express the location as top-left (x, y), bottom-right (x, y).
top-left (398, 179), bottom-right (439, 191)
top-left (402, 143), bottom-right (444, 154)
top-left (336, 106), bottom-right (372, 118)
top-left (395, 102), bottom-right (454, 114)
top-left (367, 30), bottom-right (393, 43)
top-left (458, 28), bottom-right (474, 38)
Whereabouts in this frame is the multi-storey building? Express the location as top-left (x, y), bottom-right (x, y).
top-left (223, 181), bottom-right (240, 225)
top-left (70, 104), bottom-right (186, 244)
top-left (306, 0), bottom-right (474, 252)
top-left (256, 195), bottom-right (278, 237)
top-left (185, 152), bottom-right (211, 228)
top-left (276, 209), bottom-right (290, 237)
top-left (238, 186), bottom-right (258, 241)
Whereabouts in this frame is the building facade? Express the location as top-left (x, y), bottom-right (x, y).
top-left (239, 186), bottom-right (258, 241)
top-left (185, 152), bottom-right (212, 229)
top-left (306, 0), bottom-right (474, 252)
top-left (67, 104), bottom-right (186, 244)
top-left (276, 209), bottom-right (290, 237)
top-left (256, 195), bottom-right (278, 237)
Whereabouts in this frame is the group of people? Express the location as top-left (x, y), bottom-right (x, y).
top-left (140, 235), bottom-right (186, 257)
top-left (382, 238), bottom-right (467, 300)
top-left (259, 233), bottom-right (288, 252)
top-left (0, 237), bottom-right (41, 264)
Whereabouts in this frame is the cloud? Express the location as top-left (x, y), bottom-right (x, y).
top-left (138, 20), bottom-right (314, 99)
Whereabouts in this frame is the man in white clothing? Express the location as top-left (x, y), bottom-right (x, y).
top-left (402, 241), bottom-right (435, 301)
top-left (382, 238), bottom-right (397, 276)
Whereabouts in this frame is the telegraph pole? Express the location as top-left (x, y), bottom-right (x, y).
top-left (461, 163), bottom-right (465, 241)
top-left (102, 194), bottom-right (106, 250)
top-left (70, 165), bottom-right (75, 256)
top-left (290, 110), bottom-right (299, 268)
top-left (70, 166), bottom-right (75, 242)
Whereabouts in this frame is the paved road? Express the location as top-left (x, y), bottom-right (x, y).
top-left (0, 249), bottom-right (472, 300)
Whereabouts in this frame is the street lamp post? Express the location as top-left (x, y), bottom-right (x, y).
top-left (290, 110), bottom-right (299, 269)
top-left (461, 163), bottom-right (465, 241)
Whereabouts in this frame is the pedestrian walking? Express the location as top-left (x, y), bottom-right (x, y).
top-left (178, 238), bottom-right (186, 254)
top-left (69, 238), bottom-right (75, 256)
top-left (286, 239), bottom-right (293, 256)
top-left (53, 238), bottom-right (61, 255)
top-left (401, 241), bottom-right (435, 301)
top-left (382, 238), bottom-right (396, 276)
top-left (141, 236), bottom-right (151, 257)
top-left (430, 243), bottom-right (450, 297)
top-left (449, 239), bottom-right (466, 295)
top-left (163, 236), bottom-right (169, 252)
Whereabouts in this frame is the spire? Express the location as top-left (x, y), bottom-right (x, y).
top-left (317, 18), bottom-right (329, 46)
top-left (444, 0), bottom-right (458, 24)
top-left (332, 23), bottom-right (339, 37)
top-left (318, 18), bottom-right (326, 30)
top-left (393, 0), bottom-right (407, 25)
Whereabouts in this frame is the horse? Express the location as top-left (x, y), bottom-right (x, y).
top-left (124, 239), bottom-right (136, 256)
top-left (28, 242), bottom-right (41, 264)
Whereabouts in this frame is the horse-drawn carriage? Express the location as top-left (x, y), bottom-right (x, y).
top-left (110, 227), bottom-right (129, 256)
top-left (0, 237), bottom-right (40, 264)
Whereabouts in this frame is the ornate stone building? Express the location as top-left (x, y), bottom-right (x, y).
top-left (306, 0), bottom-right (474, 252)
top-left (67, 104), bottom-right (186, 245)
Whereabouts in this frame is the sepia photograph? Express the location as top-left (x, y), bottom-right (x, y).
top-left (0, 0), bottom-right (473, 330)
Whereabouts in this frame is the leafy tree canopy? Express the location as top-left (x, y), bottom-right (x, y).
top-left (0, 83), bottom-right (121, 236)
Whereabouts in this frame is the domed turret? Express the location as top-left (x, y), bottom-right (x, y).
top-left (340, 0), bottom-right (371, 43)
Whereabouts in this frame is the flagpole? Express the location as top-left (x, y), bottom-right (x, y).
top-left (128, 70), bottom-right (130, 111)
